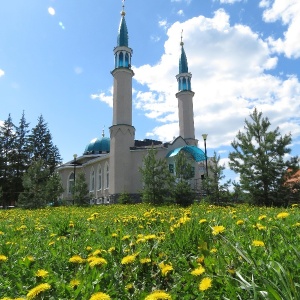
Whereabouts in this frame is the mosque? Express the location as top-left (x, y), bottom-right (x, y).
top-left (57, 4), bottom-right (208, 204)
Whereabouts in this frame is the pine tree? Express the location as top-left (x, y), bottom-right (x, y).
top-left (28, 115), bottom-right (62, 174)
top-left (18, 158), bottom-right (50, 209)
top-left (0, 114), bottom-right (16, 207)
top-left (229, 108), bottom-right (298, 206)
top-left (203, 151), bottom-right (231, 203)
top-left (174, 151), bottom-right (194, 206)
top-left (140, 147), bottom-right (174, 205)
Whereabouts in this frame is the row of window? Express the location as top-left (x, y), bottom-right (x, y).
top-left (68, 163), bottom-right (109, 194)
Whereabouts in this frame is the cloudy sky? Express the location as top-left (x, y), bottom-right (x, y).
top-left (0, 0), bottom-right (299, 182)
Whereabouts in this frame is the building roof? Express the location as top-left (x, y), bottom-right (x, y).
top-left (179, 44), bottom-right (188, 74)
top-left (166, 146), bottom-right (206, 162)
top-left (84, 137), bottom-right (110, 155)
top-left (117, 15), bottom-right (128, 47)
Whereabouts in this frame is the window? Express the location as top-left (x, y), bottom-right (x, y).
top-left (105, 163), bottom-right (109, 188)
top-left (169, 164), bottom-right (174, 173)
top-left (97, 165), bottom-right (102, 190)
top-left (90, 168), bottom-right (95, 192)
top-left (68, 172), bottom-right (74, 194)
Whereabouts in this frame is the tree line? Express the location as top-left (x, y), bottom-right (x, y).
top-left (0, 112), bottom-right (62, 208)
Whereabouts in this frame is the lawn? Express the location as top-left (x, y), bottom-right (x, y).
top-left (0, 203), bottom-right (299, 299)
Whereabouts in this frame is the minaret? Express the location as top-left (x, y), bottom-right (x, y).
top-left (176, 31), bottom-right (197, 146)
top-left (109, 1), bottom-right (135, 200)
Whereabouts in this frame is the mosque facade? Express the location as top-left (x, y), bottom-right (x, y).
top-left (57, 5), bottom-right (208, 204)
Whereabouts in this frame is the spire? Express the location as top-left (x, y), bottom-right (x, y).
top-left (117, 0), bottom-right (129, 47)
top-left (179, 30), bottom-right (188, 74)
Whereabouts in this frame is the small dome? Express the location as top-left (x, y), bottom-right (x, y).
top-left (84, 137), bottom-right (110, 155)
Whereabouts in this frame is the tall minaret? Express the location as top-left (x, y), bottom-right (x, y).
top-left (176, 32), bottom-right (197, 146)
top-left (109, 1), bottom-right (135, 200)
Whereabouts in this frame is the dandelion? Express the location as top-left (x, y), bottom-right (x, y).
top-left (256, 223), bottom-right (266, 230)
top-left (199, 277), bottom-right (212, 291)
top-left (121, 254), bottom-right (137, 265)
top-left (159, 262), bottom-right (173, 276)
top-left (196, 255), bottom-right (205, 264)
top-left (252, 240), bottom-right (265, 247)
top-left (86, 246), bottom-right (93, 251)
top-left (140, 258), bottom-right (151, 264)
top-left (145, 290), bottom-right (172, 300)
top-left (89, 291), bottom-right (111, 300)
top-left (212, 225), bottom-right (225, 235)
top-left (35, 269), bottom-right (49, 278)
top-left (27, 283), bottom-right (51, 299)
top-left (210, 248), bottom-right (217, 253)
top-left (0, 231), bottom-right (4, 235)
top-left (69, 279), bottom-right (80, 288)
top-left (199, 219), bottom-right (207, 224)
top-left (122, 235), bottom-right (131, 241)
top-left (92, 249), bottom-right (102, 256)
top-left (277, 212), bottom-right (289, 219)
top-left (69, 255), bottom-right (85, 264)
top-left (111, 233), bottom-right (118, 237)
top-left (236, 220), bottom-right (244, 225)
top-left (88, 257), bottom-right (107, 267)
top-left (0, 255), bottom-right (8, 262)
top-left (125, 283), bottom-right (134, 291)
top-left (191, 265), bottom-right (205, 276)
top-left (258, 215), bottom-right (267, 221)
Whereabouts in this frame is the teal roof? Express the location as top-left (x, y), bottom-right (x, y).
top-left (166, 146), bottom-right (206, 162)
top-left (179, 45), bottom-right (188, 73)
top-left (117, 16), bottom-right (128, 47)
top-left (84, 137), bottom-right (110, 155)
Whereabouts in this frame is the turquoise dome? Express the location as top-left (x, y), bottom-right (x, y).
top-left (84, 137), bottom-right (110, 155)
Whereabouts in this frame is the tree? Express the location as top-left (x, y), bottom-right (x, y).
top-left (18, 158), bottom-right (50, 209)
top-left (73, 172), bottom-right (89, 206)
top-left (202, 151), bottom-right (231, 203)
top-left (0, 114), bottom-right (16, 207)
top-left (44, 172), bottom-right (64, 206)
top-left (28, 115), bottom-right (62, 174)
top-left (140, 147), bottom-right (174, 205)
top-left (229, 108), bottom-right (299, 206)
top-left (174, 151), bottom-right (194, 206)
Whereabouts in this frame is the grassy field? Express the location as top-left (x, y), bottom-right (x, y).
top-left (0, 203), bottom-right (299, 299)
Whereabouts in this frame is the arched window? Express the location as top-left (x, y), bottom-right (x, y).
top-left (182, 77), bottom-right (187, 90)
top-left (119, 52), bottom-right (124, 67)
top-left (68, 172), bottom-right (74, 194)
top-left (124, 53), bottom-right (129, 67)
top-left (90, 168), bottom-right (95, 192)
top-left (97, 165), bottom-right (102, 190)
top-left (105, 163), bottom-right (109, 188)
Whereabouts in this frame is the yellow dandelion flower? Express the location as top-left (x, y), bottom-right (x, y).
top-left (69, 279), bottom-right (80, 288)
top-left (140, 258), bottom-right (151, 264)
top-left (0, 255), bottom-right (8, 262)
top-left (86, 246), bottom-right (93, 251)
top-left (69, 255), bottom-right (85, 264)
top-left (277, 212), bottom-right (289, 219)
top-left (236, 220), bottom-right (244, 225)
top-left (196, 255), bottom-right (205, 264)
top-left (212, 225), bottom-right (225, 235)
top-left (199, 277), bottom-right (212, 291)
top-left (210, 248), bottom-right (218, 253)
top-left (92, 249), bottom-right (102, 256)
top-left (111, 233), bottom-right (118, 237)
top-left (252, 240), bottom-right (265, 247)
top-left (122, 235), bottom-right (131, 241)
top-left (108, 247), bottom-right (116, 253)
top-left (145, 290), bottom-right (172, 300)
top-left (258, 215), bottom-right (267, 221)
top-left (27, 283), bottom-right (51, 299)
top-left (144, 234), bottom-right (157, 240)
top-left (88, 257), bottom-right (107, 267)
top-left (0, 231), bottom-right (4, 235)
top-left (125, 283), bottom-right (134, 291)
top-left (199, 219), bottom-right (207, 224)
top-left (48, 241), bottom-right (55, 246)
top-left (291, 204), bottom-right (298, 208)
top-left (191, 265), bottom-right (205, 276)
top-left (121, 254), bottom-right (137, 265)
top-left (89, 291), bottom-right (111, 300)
top-left (293, 222), bottom-right (300, 227)
top-left (159, 262), bottom-right (173, 276)
top-left (35, 269), bottom-right (49, 278)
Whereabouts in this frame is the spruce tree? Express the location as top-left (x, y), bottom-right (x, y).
top-left (174, 151), bottom-right (194, 206)
top-left (202, 151), bottom-right (231, 203)
top-left (229, 108), bottom-right (298, 206)
top-left (140, 147), bottom-right (174, 205)
top-left (0, 114), bottom-right (16, 207)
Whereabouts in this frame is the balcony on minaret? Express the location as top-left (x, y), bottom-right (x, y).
top-left (176, 72), bottom-right (192, 92)
top-left (114, 46), bottom-right (132, 69)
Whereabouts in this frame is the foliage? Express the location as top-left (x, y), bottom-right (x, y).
top-left (73, 172), bottom-right (89, 206)
top-left (140, 147), bottom-right (174, 205)
top-left (0, 203), bottom-right (299, 299)
top-left (18, 158), bottom-right (50, 209)
top-left (174, 151), bottom-right (194, 206)
top-left (202, 151), bottom-right (231, 204)
top-left (118, 192), bottom-right (135, 204)
top-left (44, 172), bottom-right (64, 206)
top-left (229, 108), bottom-right (299, 206)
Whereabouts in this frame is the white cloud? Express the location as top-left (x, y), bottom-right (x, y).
top-left (91, 89), bottom-right (113, 107)
top-left (48, 7), bottom-right (55, 16)
top-left (171, 0), bottom-right (191, 4)
top-left (177, 10), bottom-right (184, 16)
top-left (0, 69), bottom-right (4, 77)
top-left (130, 9), bottom-right (300, 148)
top-left (219, 0), bottom-right (242, 3)
top-left (262, 0), bottom-right (300, 58)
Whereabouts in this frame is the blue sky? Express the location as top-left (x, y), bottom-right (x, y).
top-left (0, 0), bottom-right (300, 183)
